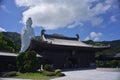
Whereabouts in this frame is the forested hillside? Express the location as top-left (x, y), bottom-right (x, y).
top-left (0, 32), bottom-right (21, 52)
top-left (102, 40), bottom-right (120, 54)
top-left (84, 40), bottom-right (120, 55)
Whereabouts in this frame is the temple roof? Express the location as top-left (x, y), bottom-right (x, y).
top-left (29, 30), bottom-right (110, 51)
top-left (41, 34), bottom-right (110, 48)
top-left (44, 34), bottom-right (92, 47)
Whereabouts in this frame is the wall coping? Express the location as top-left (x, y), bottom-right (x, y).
top-left (96, 68), bottom-right (120, 72)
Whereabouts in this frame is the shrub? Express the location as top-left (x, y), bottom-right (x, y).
top-left (109, 60), bottom-right (119, 68)
top-left (44, 64), bottom-right (52, 71)
top-left (56, 72), bottom-right (65, 77)
top-left (42, 71), bottom-right (55, 76)
top-left (55, 69), bottom-right (62, 74)
top-left (17, 51), bottom-right (40, 73)
top-left (96, 60), bottom-right (119, 68)
top-left (17, 52), bottom-right (25, 73)
top-left (2, 71), bottom-right (17, 77)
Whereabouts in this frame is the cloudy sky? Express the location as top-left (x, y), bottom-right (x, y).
top-left (0, 0), bottom-right (120, 41)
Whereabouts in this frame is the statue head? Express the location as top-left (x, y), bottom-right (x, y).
top-left (26, 17), bottom-right (32, 27)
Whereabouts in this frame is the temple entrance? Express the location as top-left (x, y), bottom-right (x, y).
top-left (68, 57), bottom-right (78, 68)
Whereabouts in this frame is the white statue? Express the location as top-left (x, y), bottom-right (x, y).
top-left (20, 17), bottom-right (35, 52)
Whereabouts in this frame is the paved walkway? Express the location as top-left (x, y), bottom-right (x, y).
top-left (50, 69), bottom-right (120, 80)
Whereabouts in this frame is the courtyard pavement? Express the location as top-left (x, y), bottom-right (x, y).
top-left (50, 69), bottom-right (120, 80)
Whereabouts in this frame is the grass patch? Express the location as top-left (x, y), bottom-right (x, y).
top-left (42, 71), bottom-right (55, 76)
top-left (2, 71), bottom-right (17, 77)
top-left (12, 72), bottom-right (57, 80)
top-left (2, 69), bottom-right (65, 80)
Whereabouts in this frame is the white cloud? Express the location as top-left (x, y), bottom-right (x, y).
top-left (85, 36), bottom-right (90, 41)
top-left (15, 0), bottom-right (115, 30)
top-left (0, 5), bottom-right (10, 13)
top-left (67, 22), bottom-right (83, 29)
top-left (0, 27), bottom-right (7, 32)
top-left (90, 32), bottom-right (102, 38)
top-left (110, 16), bottom-right (117, 22)
top-left (85, 32), bottom-right (103, 41)
top-left (91, 17), bottom-right (103, 26)
top-left (0, 5), bottom-right (5, 9)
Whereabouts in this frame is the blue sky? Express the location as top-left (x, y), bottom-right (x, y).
top-left (0, 0), bottom-right (120, 41)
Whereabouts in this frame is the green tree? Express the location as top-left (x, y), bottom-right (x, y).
top-left (17, 51), bottom-right (40, 73)
top-left (16, 52), bottom-right (25, 73)
top-left (0, 32), bottom-right (15, 52)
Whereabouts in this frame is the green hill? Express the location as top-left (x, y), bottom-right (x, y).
top-left (0, 32), bottom-right (21, 52)
top-left (101, 40), bottom-right (120, 55)
top-left (84, 40), bottom-right (120, 55)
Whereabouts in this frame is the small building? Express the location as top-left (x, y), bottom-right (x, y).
top-left (0, 52), bottom-right (41, 72)
top-left (97, 53), bottom-right (120, 60)
top-left (28, 30), bottom-right (110, 69)
top-left (96, 53), bottom-right (120, 68)
top-left (0, 52), bottom-right (17, 72)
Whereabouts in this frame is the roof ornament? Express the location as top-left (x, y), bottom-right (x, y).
top-left (76, 34), bottom-right (80, 41)
top-left (41, 29), bottom-right (46, 41)
top-left (41, 29), bottom-right (46, 36)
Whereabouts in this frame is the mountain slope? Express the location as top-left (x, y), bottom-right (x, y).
top-left (84, 40), bottom-right (120, 55)
top-left (101, 40), bottom-right (120, 54)
top-left (0, 32), bottom-right (21, 52)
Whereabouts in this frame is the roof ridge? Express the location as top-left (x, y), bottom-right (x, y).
top-left (44, 34), bottom-right (78, 40)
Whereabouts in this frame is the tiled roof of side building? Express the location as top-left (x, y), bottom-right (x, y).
top-left (0, 52), bottom-right (42, 57)
top-left (0, 52), bottom-right (17, 57)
